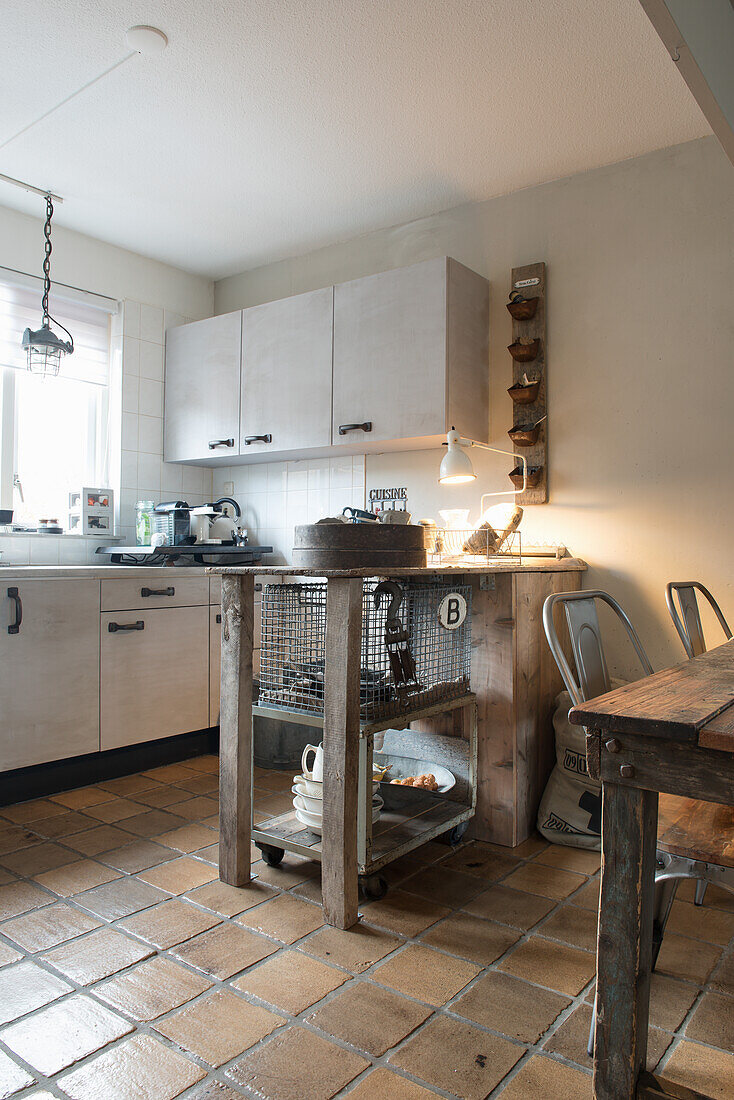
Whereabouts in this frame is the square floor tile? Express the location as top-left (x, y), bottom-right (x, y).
top-left (419, 912), bottom-right (520, 965)
top-left (141, 763), bottom-right (199, 782)
top-left (0, 960), bottom-right (72, 1025)
top-left (655, 932), bottom-right (721, 984)
top-left (0, 823), bottom-right (42, 856)
top-left (75, 876), bottom-right (167, 921)
top-left (389, 1014), bottom-right (523, 1099)
top-left (499, 1054), bottom-right (592, 1099)
top-left (114, 809), bottom-right (189, 837)
top-left (678, 881), bottom-right (734, 912)
top-left (361, 889), bottom-right (451, 938)
top-left (568, 879), bottom-right (600, 911)
top-left (119, 899), bottom-right (221, 949)
top-left (539, 904), bottom-right (598, 952)
top-left (180, 754), bottom-right (219, 774)
top-left (499, 935), bottom-right (595, 996)
top-left (0, 1049), bottom-right (35, 1097)
top-left (232, 950), bottom-right (349, 1014)
top-left (97, 775), bottom-right (162, 797)
top-left (156, 824), bottom-right (217, 852)
top-left (94, 954), bottom-right (213, 1020)
top-left (166, 796), bottom-right (218, 821)
top-left (63, 825), bottom-right (135, 857)
top-left (2, 902), bottom-right (101, 952)
top-left (533, 846), bottom-right (601, 875)
top-left (662, 1040), bottom-right (734, 1100)
top-left (173, 774), bottom-right (218, 796)
top-left (649, 973), bottom-right (699, 1032)
top-left (454, 970), bottom-right (570, 1042)
top-left (58, 1033), bottom-right (205, 1100)
top-left (185, 878), bottom-right (276, 917)
top-left (666, 899), bottom-right (734, 946)
top-left (137, 856), bottom-right (217, 894)
top-left (227, 1026), bottom-right (369, 1100)
top-left (33, 859), bottom-right (121, 898)
top-left (171, 922), bottom-right (276, 979)
top-left (401, 866), bottom-right (485, 908)
top-left (195, 842), bottom-right (219, 864)
top-left (42, 926), bottom-right (153, 984)
top-left (98, 840), bottom-right (174, 874)
top-left (238, 893), bottom-right (323, 944)
top-left (0, 841), bottom-right (77, 876)
top-left (711, 950), bottom-right (734, 995)
top-left (0, 942), bottom-right (22, 967)
top-left (462, 883), bottom-right (555, 929)
top-left (28, 812), bottom-right (95, 840)
top-left (306, 980), bottom-right (432, 1056)
top-left (686, 991), bottom-right (734, 1050)
top-left (443, 842), bottom-right (521, 880)
top-left (128, 785), bottom-right (192, 809)
top-left (1, 799), bottom-right (67, 824)
top-left (49, 787), bottom-right (113, 811)
top-left (0, 881), bottom-right (52, 920)
top-left (0, 992), bottom-right (133, 1075)
top-left (300, 923), bottom-right (401, 973)
top-left (373, 943), bottom-right (480, 1006)
top-left (502, 862), bottom-right (587, 900)
top-left (251, 856), bottom-right (318, 890)
top-left (345, 1067), bottom-right (440, 1099)
top-left (544, 1002), bottom-right (672, 1072)
top-left (155, 989), bottom-right (284, 1067)
top-left (82, 798), bottom-right (143, 823)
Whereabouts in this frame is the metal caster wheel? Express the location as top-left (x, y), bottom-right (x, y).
top-left (444, 822), bottom-right (469, 846)
top-left (359, 874), bottom-right (388, 901)
top-left (257, 843), bottom-right (285, 867)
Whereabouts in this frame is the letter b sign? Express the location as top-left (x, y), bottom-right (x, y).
top-left (438, 593), bottom-right (467, 630)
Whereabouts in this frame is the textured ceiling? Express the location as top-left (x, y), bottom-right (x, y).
top-left (0, 0), bottom-right (709, 279)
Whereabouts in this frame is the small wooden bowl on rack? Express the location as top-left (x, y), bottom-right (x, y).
top-left (506, 296), bottom-right (539, 321)
top-left (509, 465), bottom-right (543, 489)
top-left (507, 379), bottom-right (540, 404)
top-left (508, 422), bottom-right (543, 447)
top-left (507, 338), bottom-right (541, 363)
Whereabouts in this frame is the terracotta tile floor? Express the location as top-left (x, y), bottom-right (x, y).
top-left (0, 756), bottom-right (731, 1099)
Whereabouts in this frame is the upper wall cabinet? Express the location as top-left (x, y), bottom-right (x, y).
top-left (240, 287), bottom-right (333, 456)
top-left (164, 311), bottom-right (242, 463)
top-left (332, 257), bottom-right (489, 450)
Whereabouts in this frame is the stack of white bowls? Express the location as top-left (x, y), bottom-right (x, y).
top-left (292, 743), bottom-right (382, 836)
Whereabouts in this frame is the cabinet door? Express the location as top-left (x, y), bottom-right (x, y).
top-left (100, 606), bottom-right (209, 750)
top-left (209, 605), bottom-right (221, 728)
top-left (332, 258), bottom-right (447, 446)
top-left (240, 287), bottom-right (333, 455)
top-left (164, 311), bottom-right (242, 462)
top-left (0, 580), bottom-right (99, 771)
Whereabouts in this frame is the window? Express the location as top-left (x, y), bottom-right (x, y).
top-left (0, 276), bottom-right (115, 530)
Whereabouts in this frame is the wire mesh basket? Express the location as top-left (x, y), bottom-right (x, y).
top-left (258, 579), bottom-right (472, 722)
top-left (427, 528), bottom-right (521, 563)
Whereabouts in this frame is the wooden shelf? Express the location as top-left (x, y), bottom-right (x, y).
top-left (253, 691), bottom-right (476, 737)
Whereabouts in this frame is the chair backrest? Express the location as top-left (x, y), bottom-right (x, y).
top-left (665, 582), bottom-right (732, 659)
top-left (543, 589), bottom-right (653, 706)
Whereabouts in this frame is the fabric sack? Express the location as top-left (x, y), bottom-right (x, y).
top-left (537, 687), bottom-right (605, 849)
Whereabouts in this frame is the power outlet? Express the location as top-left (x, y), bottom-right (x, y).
top-left (223, 481), bottom-right (234, 495)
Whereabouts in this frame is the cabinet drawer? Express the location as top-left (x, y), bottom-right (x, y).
top-left (209, 576), bottom-right (221, 605)
top-left (100, 606), bottom-right (209, 750)
top-left (101, 576), bottom-right (209, 611)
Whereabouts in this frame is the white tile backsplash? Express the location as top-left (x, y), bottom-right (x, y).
top-left (122, 337), bottom-right (140, 376)
top-left (139, 303), bottom-right (164, 344)
top-left (121, 412), bottom-right (139, 452)
top-left (139, 340), bottom-right (165, 381)
top-left (138, 378), bottom-right (163, 418)
top-left (122, 373), bottom-right (139, 414)
top-left (122, 300), bottom-right (141, 339)
top-left (138, 415), bottom-right (163, 455)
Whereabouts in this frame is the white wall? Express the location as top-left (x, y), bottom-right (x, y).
top-left (0, 201), bottom-right (215, 563)
top-left (214, 136), bottom-right (734, 676)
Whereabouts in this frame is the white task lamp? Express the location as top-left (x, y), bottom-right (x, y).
top-left (439, 428), bottom-right (527, 514)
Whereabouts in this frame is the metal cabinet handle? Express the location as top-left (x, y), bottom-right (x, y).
top-left (7, 587), bottom-right (22, 635)
top-left (108, 621), bottom-right (145, 633)
top-left (244, 434), bottom-right (272, 445)
top-left (216, 613), bottom-right (222, 624)
top-left (208, 438), bottom-right (235, 449)
top-left (141, 586), bottom-right (175, 598)
top-left (338, 421), bottom-right (372, 435)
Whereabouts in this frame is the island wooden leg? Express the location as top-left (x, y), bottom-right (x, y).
top-left (594, 780), bottom-right (658, 1099)
top-left (322, 577), bottom-right (363, 929)
top-left (219, 573), bottom-right (255, 886)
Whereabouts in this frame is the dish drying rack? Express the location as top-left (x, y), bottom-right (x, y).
top-left (428, 526), bottom-right (522, 563)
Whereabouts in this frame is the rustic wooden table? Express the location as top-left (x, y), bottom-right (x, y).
top-left (213, 561), bottom-right (586, 929)
top-left (569, 639), bottom-right (734, 1100)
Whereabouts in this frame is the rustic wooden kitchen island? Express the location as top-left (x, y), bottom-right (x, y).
top-left (213, 559), bottom-right (586, 928)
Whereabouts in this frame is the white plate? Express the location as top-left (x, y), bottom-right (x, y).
top-left (293, 795), bottom-right (381, 835)
top-left (293, 774), bottom-right (380, 797)
top-left (374, 753), bottom-right (456, 794)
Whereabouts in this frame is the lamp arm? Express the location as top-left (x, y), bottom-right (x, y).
top-left (458, 439), bottom-right (527, 502)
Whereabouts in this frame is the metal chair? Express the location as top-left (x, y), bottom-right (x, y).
top-left (542, 589), bottom-right (734, 1056)
top-left (665, 580), bottom-right (732, 658)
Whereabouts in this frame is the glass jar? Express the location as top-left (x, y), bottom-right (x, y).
top-left (135, 501), bottom-right (155, 545)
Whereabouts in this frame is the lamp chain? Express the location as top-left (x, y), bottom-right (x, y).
top-left (42, 195), bottom-right (53, 323)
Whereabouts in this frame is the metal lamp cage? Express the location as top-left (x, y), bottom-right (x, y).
top-left (258, 579), bottom-right (472, 722)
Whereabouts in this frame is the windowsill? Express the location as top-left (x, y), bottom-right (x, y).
top-left (0, 531), bottom-right (123, 541)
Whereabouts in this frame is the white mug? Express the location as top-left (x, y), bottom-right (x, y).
top-left (301, 743), bottom-right (324, 781)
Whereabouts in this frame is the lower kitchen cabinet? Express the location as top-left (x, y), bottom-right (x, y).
top-left (210, 605), bottom-right (221, 728)
top-left (0, 580), bottom-right (100, 770)
top-left (101, 605), bottom-right (209, 750)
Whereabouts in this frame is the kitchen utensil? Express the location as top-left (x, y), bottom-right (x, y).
top-left (374, 580), bottom-right (423, 698)
top-left (342, 506), bottom-right (379, 523)
top-left (301, 743), bottom-right (324, 781)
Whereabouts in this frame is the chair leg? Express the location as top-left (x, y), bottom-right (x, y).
top-left (694, 879), bottom-right (708, 906)
top-left (652, 877), bottom-right (679, 969)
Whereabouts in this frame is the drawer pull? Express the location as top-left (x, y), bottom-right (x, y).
top-left (141, 586), bottom-right (175, 598)
top-left (244, 434), bottom-right (272, 445)
top-left (208, 438), bottom-right (235, 449)
top-left (216, 613), bottom-right (222, 623)
top-left (7, 587), bottom-right (22, 635)
top-left (108, 621), bottom-right (145, 633)
top-left (338, 421), bottom-right (372, 435)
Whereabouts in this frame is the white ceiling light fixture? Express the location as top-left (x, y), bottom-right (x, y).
top-left (125, 26), bottom-right (168, 57)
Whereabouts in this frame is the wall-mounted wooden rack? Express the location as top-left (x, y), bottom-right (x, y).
top-left (507, 261), bottom-right (547, 504)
